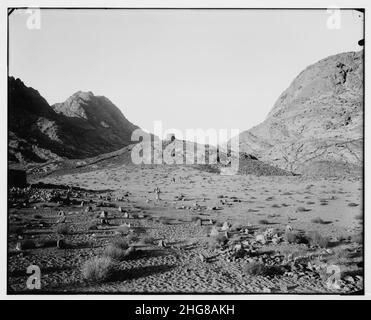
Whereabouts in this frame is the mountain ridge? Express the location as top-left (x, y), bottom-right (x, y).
top-left (8, 77), bottom-right (142, 164)
top-left (235, 50), bottom-right (363, 176)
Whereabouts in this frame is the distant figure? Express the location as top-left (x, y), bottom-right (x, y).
top-left (154, 186), bottom-right (161, 201)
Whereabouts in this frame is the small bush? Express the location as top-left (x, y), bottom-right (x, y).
top-left (208, 234), bottom-right (227, 249)
top-left (348, 203), bottom-right (359, 207)
top-left (103, 244), bottom-right (126, 261)
top-left (311, 217), bottom-right (327, 224)
top-left (16, 239), bottom-right (36, 250)
top-left (138, 235), bottom-right (154, 245)
top-left (112, 238), bottom-right (129, 250)
top-left (116, 225), bottom-right (130, 235)
top-left (285, 231), bottom-right (309, 244)
top-left (351, 233), bottom-right (363, 244)
top-left (243, 262), bottom-right (284, 277)
top-left (258, 219), bottom-right (269, 225)
top-left (231, 223), bottom-right (243, 232)
top-left (9, 226), bottom-right (23, 236)
top-left (88, 220), bottom-right (98, 231)
top-left (82, 257), bottom-right (115, 282)
top-left (56, 223), bottom-right (70, 235)
top-left (39, 239), bottom-right (56, 248)
top-left (126, 233), bottom-right (139, 243)
top-left (307, 231), bottom-right (329, 248)
top-left (296, 207), bottom-right (311, 212)
top-left (158, 217), bottom-right (171, 225)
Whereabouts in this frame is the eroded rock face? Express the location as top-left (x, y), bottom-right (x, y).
top-left (237, 50), bottom-right (363, 175)
top-left (8, 77), bottom-right (141, 164)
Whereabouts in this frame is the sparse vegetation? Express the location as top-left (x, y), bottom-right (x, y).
top-left (348, 203), bottom-right (359, 207)
top-left (88, 220), bottom-right (99, 230)
top-left (56, 223), bottom-right (70, 235)
top-left (311, 217), bottom-right (331, 224)
top-left (351, 234), bottom-right (363, 244)
top-left (285, 231), bottom-right (309, 244)
top-left (16, 239), bottom-right (36, 250)
top-left (307, 231), bottom-right (329, 248)
top-left (207, 234), bottom-right (227, 250)
top-left (103, 244), bottom-right (127, 261)
top-left (243, 262), bottom-right (285, 277)
top-left (258, 219), bottom-right (269, 225)
top-left (82, 257), bottom-right (115, 282)
top-left (137, 235), bottom-right (154, 245)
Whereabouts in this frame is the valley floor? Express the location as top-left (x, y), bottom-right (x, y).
top-left (8, 165), bottom-right (363, 294)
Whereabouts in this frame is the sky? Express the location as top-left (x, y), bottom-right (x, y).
top-left (9, 9), bottom-right (363, 144)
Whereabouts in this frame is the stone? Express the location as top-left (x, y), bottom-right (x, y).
top-left (285, 225), bottom-right (293, 232)
top-left (57, 239), bottom-right (67, 249)
top-left (210, 227), bottom-right (219, 237)
top-left (221, 221), bottom-right (231, 231)
top-left (256, 234), bottom-right (266, 245)
top-left (158, 240), bottom-right (166, 247)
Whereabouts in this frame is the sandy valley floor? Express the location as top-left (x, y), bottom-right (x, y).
top-left (8, 165), bottom-right (363, 294)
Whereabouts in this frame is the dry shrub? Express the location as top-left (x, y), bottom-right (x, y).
top-left (137, 235), bottom-right (154, 245)
top-left (207, 234), bottom-right (227, 250)
top-left (348, 203), bottom-right (359, 207)
top-left (103, 244), bottom-right (126, 261)
top-left (231, 223), bottom-right (243, 232)
top-left (116, 225), bottom-right (130, 235)
top-left (9, 226), bottom-right (23, 236)
top-left (82, 257), bottom-right (115, 282)
top-left (56, 223), bottom-right (70, 235)
top-left (311, 217), bottom-right (329, 224)
top-left (307, 231), bottom-right (329, 248)
top-left (351, 233), bottom-right (363, 244)
top-left (88, 220), bottom-right (98, 231)
top-left (126, 233), bottom-right (139, 243)
top-left (17, 239), bottom-right (36, 250)
top-left (112, 238), bottom-right (129, 250)
top-left (243, 262), bottom-right (284, 277)
top-left (285, 231), bottom-right (309, 244)
top-left (258, 219), bottom-right (269, 225)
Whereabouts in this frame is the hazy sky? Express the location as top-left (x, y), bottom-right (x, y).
top-left (9, 9), bottom-right (363, 144)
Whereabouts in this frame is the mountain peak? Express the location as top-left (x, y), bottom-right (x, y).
top-left (8, 77), bottom-right (141, 163)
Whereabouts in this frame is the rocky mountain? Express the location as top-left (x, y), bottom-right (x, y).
top-left (235, 50), bottom-right (363, 175)
top-left (8, 77), bottom-right (142, 164)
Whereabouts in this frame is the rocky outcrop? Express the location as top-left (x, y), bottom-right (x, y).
top-left (236, 50), bottom-right (363, 175)
top-left (8, 77), bottom-right (141, 164)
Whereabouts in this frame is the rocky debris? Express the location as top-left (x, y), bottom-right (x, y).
top-left (100, 211), bottom-right (109, 225)
top-left (221, 221), bottom-right (231, 231)
top-left (158, 240), bottom-right (166, 247)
